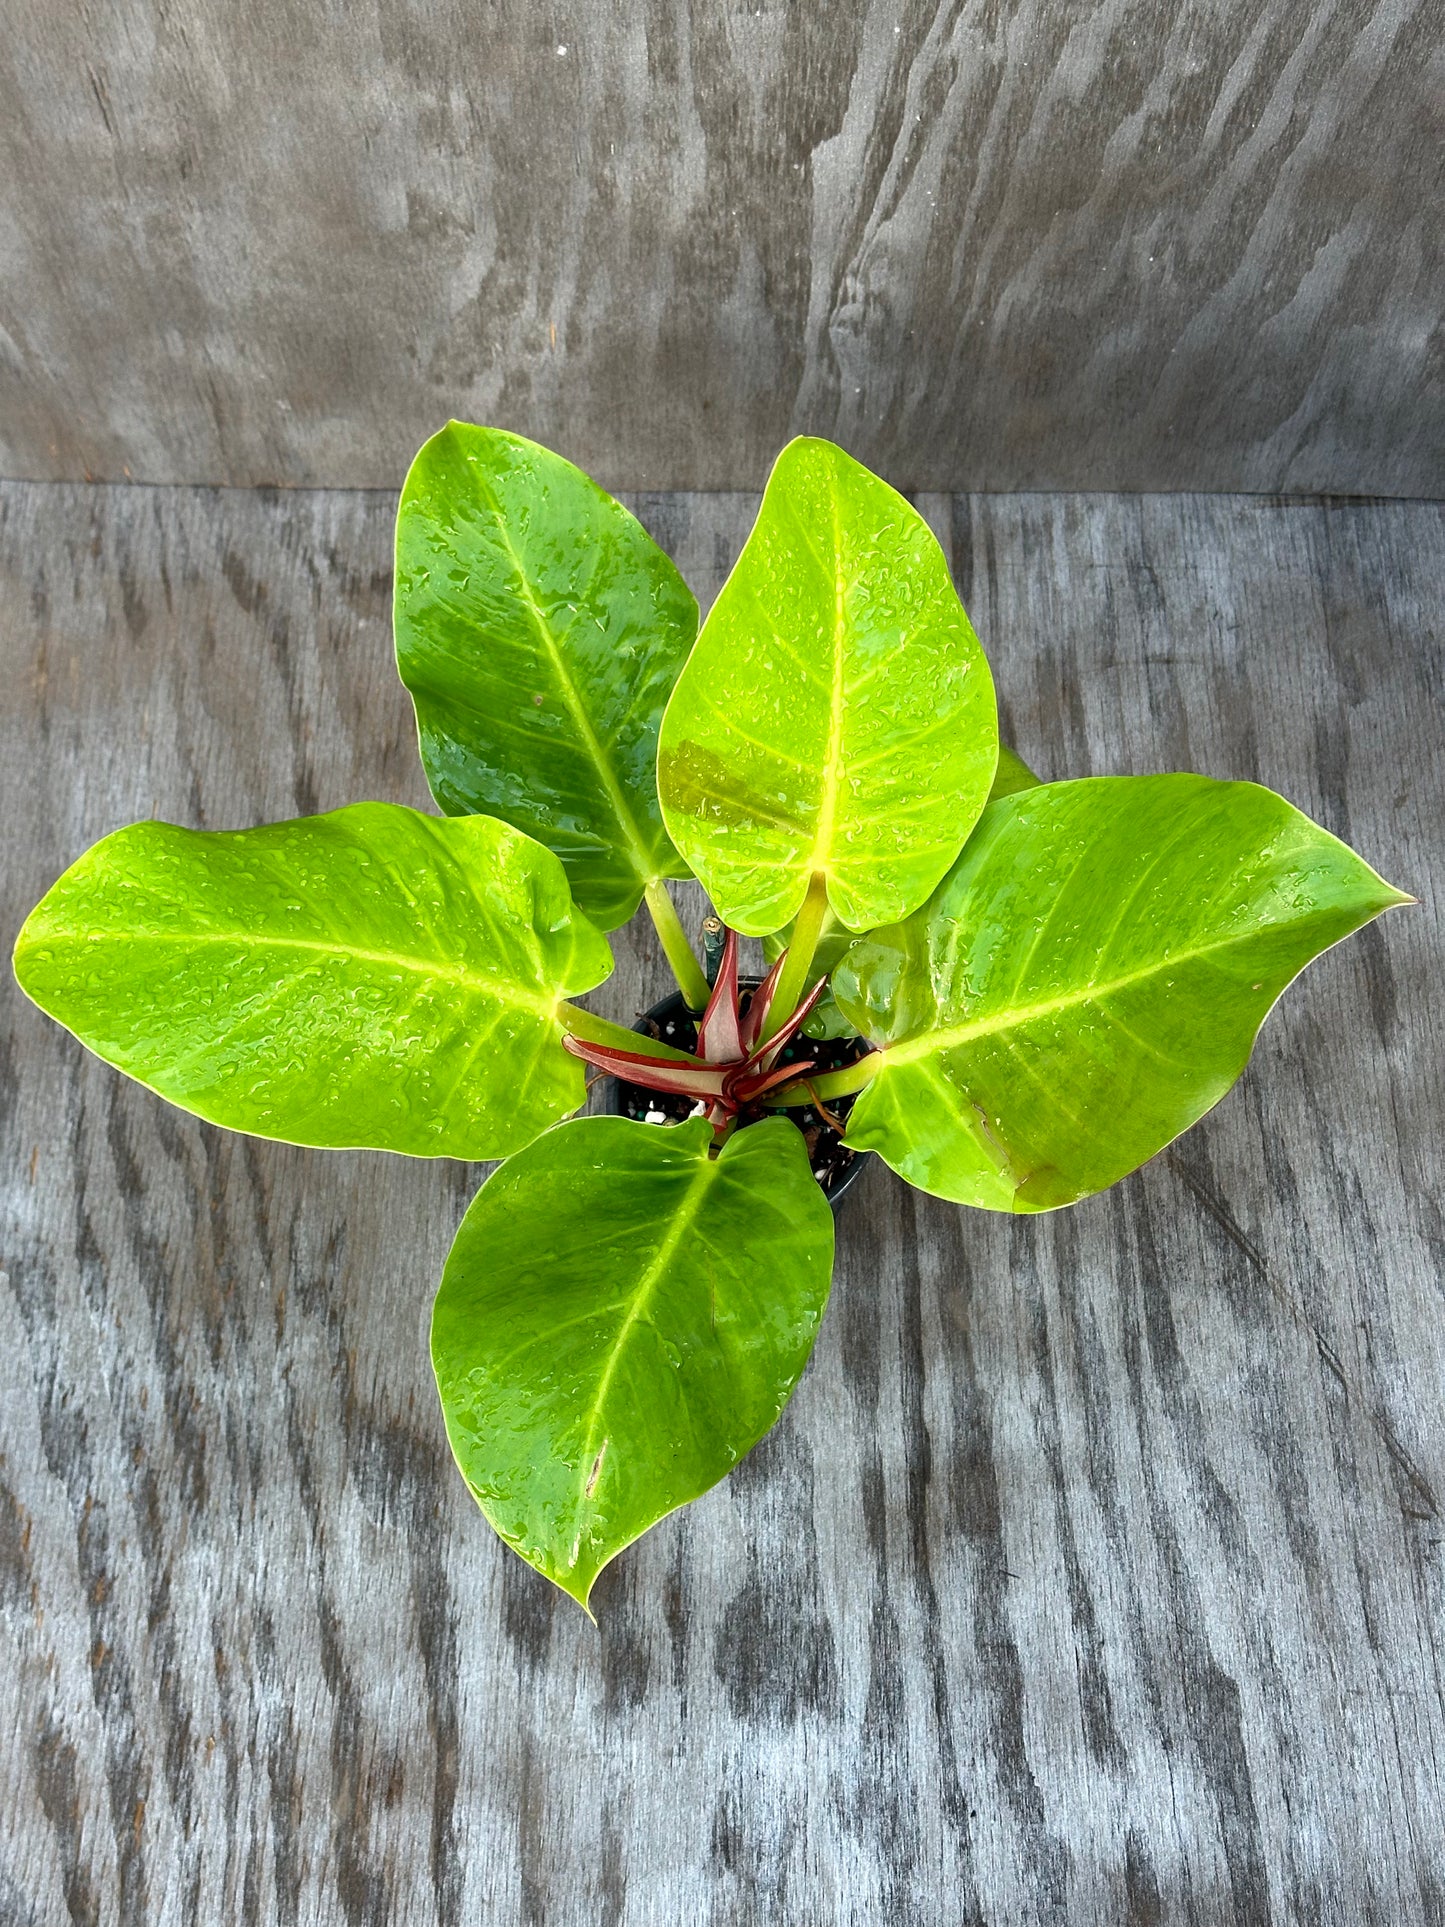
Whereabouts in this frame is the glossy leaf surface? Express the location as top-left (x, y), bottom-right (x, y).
top-left (14, 804), bottom-right (611, 1158)
top-left (395, 422), bottom-right (697, 930)
top-left (834, 775), bottom-right (1408, 1210)
top-left (657, 437), bottom-right (998, 936)
top-left (432, 1114), bottom-right (834, 1609)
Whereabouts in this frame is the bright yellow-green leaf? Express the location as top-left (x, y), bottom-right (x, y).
top-left (14, 805), bottom-right (611, 1158)
top-left (432, 1114), bottom-right (834, 1610)
top-left (657, 437), bottom-right (998, 937)
top-left (395, 423), bottom-right (697, 931)
top-left (834, 775), bottom-right (1409, 1210)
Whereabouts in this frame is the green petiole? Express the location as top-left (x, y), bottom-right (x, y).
top-left (760, 871), bottom-right (830, 1046)
top-left (557, 1001), bottom-right (702, 1063)
top-left (763, 1049), bottom-right (881, 1107)
top-left (643, 879), bottom-right (711, 1012)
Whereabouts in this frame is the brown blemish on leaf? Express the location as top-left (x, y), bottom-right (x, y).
top-left (966, 1097), bottom-right (1071, 1209)
top-left (1013, 1163), bottom-right (1072, 1210)
top-left (585, 1440), bottom-right (608, 1499)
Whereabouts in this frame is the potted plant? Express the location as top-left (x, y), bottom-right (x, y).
top-left (12, 427), bottom-right (1409, 1615)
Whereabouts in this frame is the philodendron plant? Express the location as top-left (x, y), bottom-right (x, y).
top-left (14, 427), bottom-right (1408, 1614)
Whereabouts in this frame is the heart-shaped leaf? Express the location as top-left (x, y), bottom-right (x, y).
top-left (657, 437), bottom-right (998, 936)
top-left (834, 775), bottom-right (1409, 1210)
top-left (395, 422), bottom-right (698, 931)
top-left (14, 804), bottom-right (612, 1159)
top-left (431, 1114), bottom-right (834, 1610)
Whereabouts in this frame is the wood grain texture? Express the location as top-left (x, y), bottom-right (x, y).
top-left (1, 0), bottom-right (1441, 496)
top-left (1, 479), bottom-right (1442, 1924)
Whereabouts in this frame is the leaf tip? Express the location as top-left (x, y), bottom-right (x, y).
top-left (551, 1563), bottom-right (601, 1623)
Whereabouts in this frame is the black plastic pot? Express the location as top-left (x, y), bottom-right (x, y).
top-left (603, 987), bottom-right (875, 1211)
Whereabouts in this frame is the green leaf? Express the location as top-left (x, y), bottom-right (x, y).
top-left (834, 775), bottom-right (1409, 1211)
top-left (431, 1114), bottom-right (835, 1610)
top-left (657, 437), bottom-right (998, 937)
top-left (395, 422), bottom-right (698, 931)
top-left (13, 804), bottom-right (612, 1159)
top-left (988, 743), bottom-right (1042, 800)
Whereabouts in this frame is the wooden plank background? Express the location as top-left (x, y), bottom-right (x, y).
top-left (1, 0), bottom-right (1441, 496)
top-left (1, 479), bottom-right (1440, 1923)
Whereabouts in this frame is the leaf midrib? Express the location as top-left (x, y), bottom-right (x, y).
top-left (575, 1151), bottom-right (718, 1512)
top-left (469, 466), bottom-right (663, 889)
top-left (33, 928), bottom-right (560, 1020)
top-left (883, 920), bottom-right (1329, 1068)
top-left (807, 477), bottom-right (848, 882)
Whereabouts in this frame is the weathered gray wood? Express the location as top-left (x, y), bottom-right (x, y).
top-left (1, 0), bottom-right (1441, 497)
top-left (1, 480), bottom-right (1441, 1925)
